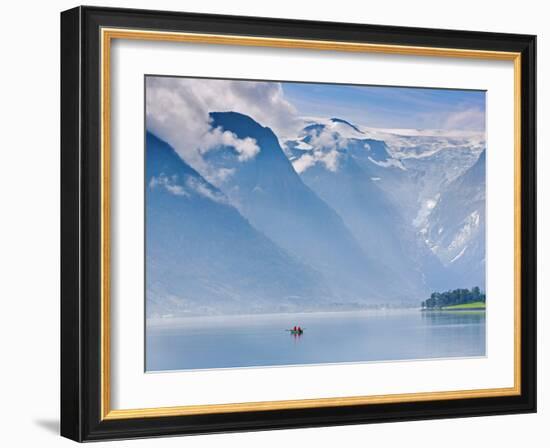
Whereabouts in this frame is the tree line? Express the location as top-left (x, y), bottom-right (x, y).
top-left (421, 287), bottom-right (485, 309)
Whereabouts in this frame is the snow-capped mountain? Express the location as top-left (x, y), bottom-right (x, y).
top-left (146, 110), bottom-right (486, 315)
top-left (146, 131), bottom-right (335, 316)
top-left (284, 117), bottom-right (486, 291)
top-left (198, 112), bottom-right (406, 302)
top-left (423, 150), bottom-right (486, 288)
top-left (286, 120), bottom-right (428, 296)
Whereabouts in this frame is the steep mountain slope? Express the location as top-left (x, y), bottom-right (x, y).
top-left (298, 151), bottom-right (428, 296)
top-left (202, 112), bottom-right (404, 302)
top-left (401, 145), bottom-right (485, 229)
top-left (287, 119), bottom-right (454, 293)
top-left (424, 150), bottom-right (486, 288)
top-left (146, 110), bottom-right (486, 316)
top-left (145, 131), bottom-right (334, 316)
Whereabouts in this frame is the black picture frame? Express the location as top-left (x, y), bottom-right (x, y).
top-left (61, 5), bottom-right (536, 442)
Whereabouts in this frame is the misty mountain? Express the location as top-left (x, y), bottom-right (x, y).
top-left (423, 150), bottom-right (486, 288)
top-left (146, 110), bottom-right (486, 316)
top-left (201, 111), bottom-right (404, 302)
top-left (145, 131), bottom-right (334, 316)
top-left (286, 120), bottom-right (455, 293)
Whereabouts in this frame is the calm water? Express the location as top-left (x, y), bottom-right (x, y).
top-left (146, 310), bottom-right (486, 371)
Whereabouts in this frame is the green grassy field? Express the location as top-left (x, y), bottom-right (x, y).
top-left (441, 301), bottom-right (486, 310)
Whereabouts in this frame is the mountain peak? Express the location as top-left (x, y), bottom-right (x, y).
top-left (303, 123), bottom-right (326, 133)
top-left (146, 131), bottom-right (201, 178)
top-left (330, 118), bottom-right (363, 134)
top-left (209, 111), bottom-right (277, 142)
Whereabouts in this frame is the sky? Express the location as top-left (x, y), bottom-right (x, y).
top-left (281, 81), bottom-right (486, 132)
top-left (146, 76), bottom-right (486, 176)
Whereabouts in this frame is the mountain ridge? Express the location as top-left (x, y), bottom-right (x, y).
top-left (145, 111), bottom-right (487, 316)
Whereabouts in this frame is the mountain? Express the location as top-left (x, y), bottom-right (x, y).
top-left (145, 131), bottom-right (334, 316)
top-left (423, 150), bottom-right (486, 288)
top-left (400, 144), bottom-right (485, 229)
top-left (285, 119), bottom-right (423, 220)
top-left (296, 146), bottom-right (428, 296)
top-left (286, 119), bottom-right (454, 294)
top-left (349, 128), bottom-right (486, 289)
top-left (201, 112), bottom-right (405, 302)
top-left (146, 110), bottom-right (486, 316)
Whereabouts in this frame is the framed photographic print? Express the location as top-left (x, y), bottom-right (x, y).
top-left (60, 6), bottom-right (536, 442)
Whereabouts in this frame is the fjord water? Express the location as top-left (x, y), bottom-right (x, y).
top-left (146, 310), bottom-right (485, 372)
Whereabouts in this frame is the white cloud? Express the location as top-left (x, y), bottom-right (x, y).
top-left (207, 167), bottom-right (235, 185)
top-left (149, 174), bottom-right (189, 197)
top-left (146, 77), bottom-right (302, 178)
top-left (292, 148), bottom-right (341, 174)
top-left (320, 150), bottom-right (340, 172)
top-left (292, 153), bottom-right (316, 174)
top-left (185, 177), bottom-right (228, 204)
top-left (198, 127), bottom-right (259, 162)
top-left (291, 123), bottom-right (353, 174)
top-left (148, 172), bottom-right (229, 205)
top-left (307, 128), bottom-right (349, 152)
top-left (442, 108), bottom-right (485, 132)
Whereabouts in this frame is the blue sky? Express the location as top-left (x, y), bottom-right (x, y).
top-left (146, 76), bottom-right (487, 168)
top-left (281, 82), bottom-right (486, 131)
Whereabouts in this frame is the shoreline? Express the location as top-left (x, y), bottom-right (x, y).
top-left (421, 308), bottom-right (486, 312)
top-left (146, 307), bottom-right (422, 326)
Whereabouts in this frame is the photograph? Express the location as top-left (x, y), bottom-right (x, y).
top-left (0, 0), bottom-right (544, 443)
top-left (56, 5), bottom-right (537, 441)
top-left (145, 76), bottom-right (487, 371)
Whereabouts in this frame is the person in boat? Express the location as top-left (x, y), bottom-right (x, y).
top-left (293, 326), bottom-right (297, 331)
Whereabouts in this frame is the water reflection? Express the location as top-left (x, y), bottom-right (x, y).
top-left (291, 332), bottom-right (303, 341)
top-left (146, 310), bottom-right (486, 371)
top-left (421, 310), bottom-right (486, 326)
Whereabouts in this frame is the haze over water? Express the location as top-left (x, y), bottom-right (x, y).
top-left (146, 310), bottom-right (486, 371)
